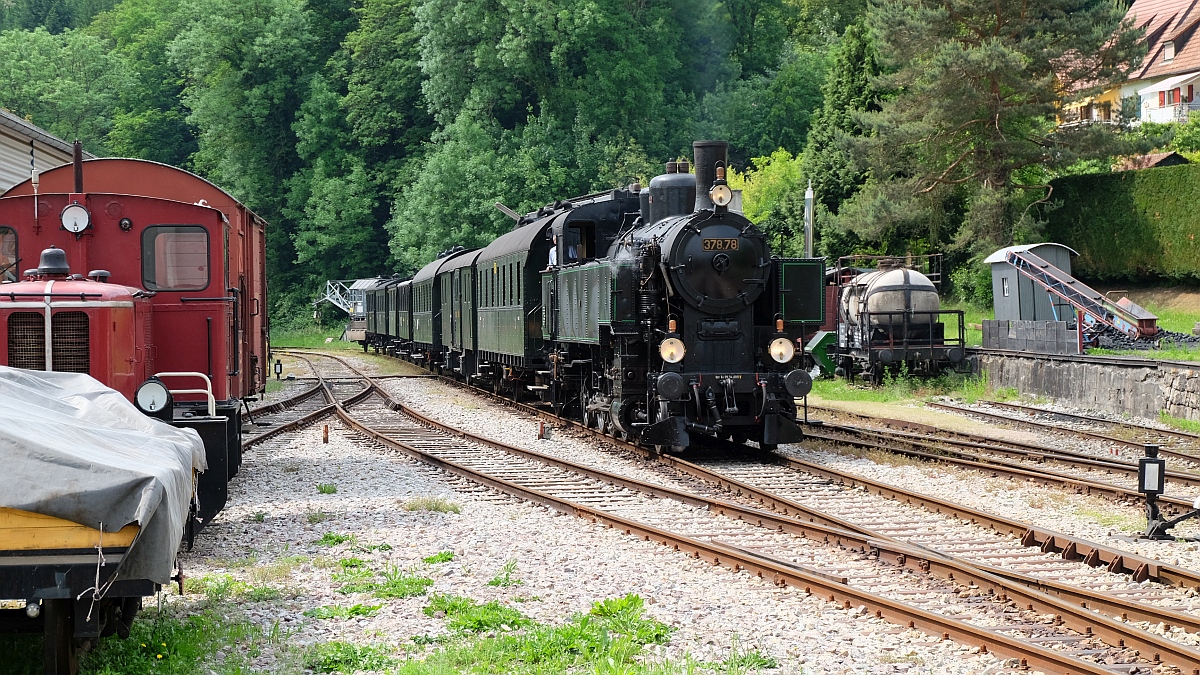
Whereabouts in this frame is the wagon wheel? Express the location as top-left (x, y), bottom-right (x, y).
top-left (43, 599), bottom-right (77, 675)
top-left (581, 393), bottom-right (596, 429)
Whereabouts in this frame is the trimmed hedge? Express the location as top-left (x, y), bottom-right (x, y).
top-left (1044, 164), bottom-right (1200, 280)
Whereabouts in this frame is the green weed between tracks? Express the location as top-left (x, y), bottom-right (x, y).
top-left (0, 606), bottom-right (288, 675)
top-left (4, 592), bottom-right (774, 675)
top-left (402, 496), bottom-right (462, 513)
top-left (1160, 412), bottom-right (1200, 434)
top-left (486, 559), bottom-right (522, 587)
top-left (811, 369), bottom-right (991, 404)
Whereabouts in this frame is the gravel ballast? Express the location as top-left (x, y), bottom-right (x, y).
top-left (180, 408), bottom-right (1010, 673)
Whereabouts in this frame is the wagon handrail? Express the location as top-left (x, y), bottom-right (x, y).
top-left (154, 371), bottom-right (216, 416)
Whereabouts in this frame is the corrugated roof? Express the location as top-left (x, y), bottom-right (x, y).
top-left (0, 108), bottom-right (94, 158)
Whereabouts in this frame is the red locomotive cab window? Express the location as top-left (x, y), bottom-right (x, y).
top-left (0, 227), bottom-right (16, 282)
top-left (142, 225), bottom-right (209, 291)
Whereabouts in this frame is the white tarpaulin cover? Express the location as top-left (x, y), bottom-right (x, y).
top-left (0, 366), bottom-right (206, 583)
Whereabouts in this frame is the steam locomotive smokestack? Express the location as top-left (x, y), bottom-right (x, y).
top-left (72, 140), bottom-right (83, 193)
top-left (693, 140), bottom-right (727, 212)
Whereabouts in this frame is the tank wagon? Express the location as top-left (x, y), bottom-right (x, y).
top-left (361, 140), bottom-right (826, 451)
top-left (826, 254), bottom-right (966, 382)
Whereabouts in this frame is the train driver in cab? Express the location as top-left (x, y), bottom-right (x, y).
top-left (547, 232), bottom-right (577, 268)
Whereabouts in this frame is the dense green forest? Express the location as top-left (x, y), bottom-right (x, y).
top-left (0, 0), bottom-right (1151, 325)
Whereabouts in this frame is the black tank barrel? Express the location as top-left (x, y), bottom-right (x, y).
top-left (693, 140), bottom-right (728, 211)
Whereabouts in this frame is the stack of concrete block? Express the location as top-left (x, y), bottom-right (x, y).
top-left (983, 319), bottom-right (1080, 355)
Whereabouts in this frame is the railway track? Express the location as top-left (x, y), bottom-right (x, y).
top-left (803, 419), bottom-right (1200, 507)
top-left (976, 400), bottom-right (1200, 454)
top-left (928, 401), bottom-right (1200, 465)
top-left (267, 349), bottom-right (1200, 673)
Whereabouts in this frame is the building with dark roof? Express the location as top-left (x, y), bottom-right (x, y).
top-left (0, 108), bottom-right (92, 191)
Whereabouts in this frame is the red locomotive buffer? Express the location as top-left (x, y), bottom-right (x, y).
top-left (0, 157), bottom-right (268, 533)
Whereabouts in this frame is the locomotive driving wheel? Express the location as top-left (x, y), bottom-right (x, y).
top-left (581, 393), bottom-right (597, 429)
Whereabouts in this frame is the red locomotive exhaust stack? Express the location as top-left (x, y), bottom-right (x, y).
top-left (72, 140), bottom-right (83, 193)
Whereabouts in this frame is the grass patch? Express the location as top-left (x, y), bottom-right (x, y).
top-left (81, 608), bottom-right (275, 674)
top-left (339, 557), bottom-right (367, 569)
top-left (424, 595), bottom-right (530, 633)
top-left (402, 496), bottom-right (462, 514)
top-left (333, 567), bottom-right (378, 594)
top-left (486, 559), bottom-right (522, 588)
top-left (942, 300), bottom-right (992, 348)
top-left (331, 565), bottom-right (433, 599)
top-left (423, 551), bottom-right (454, 564)
top-left (317, 483), bottom-right (338, 495)
top-left (307, 510), bottom-right (330, 524)
top-left (1160, 411), bottom-right (1200, 434)
top-left (303, 604), bottom-right (383, 620)
top-left (395, 593), bottom-right (677, 674)
top-left (183, 574), bottom-right (284, 603)
top-left (304, 641), bottom-right (399, 673)
top-left (315, 532), bottom-right (354, 547)
top-left (375, 567), bottom-right (435, 599)
top-left (1073, 506), bottom-right (1147, 532)
top-left (811, 370), bottom-right (990, 404)
top-left (249, 557), bottom-right (306, 585)
top-left (721, 638), bottom-right (778, 673)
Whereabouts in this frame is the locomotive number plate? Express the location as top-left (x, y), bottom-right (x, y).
top-left (702, 238), bottom-right (739, 251)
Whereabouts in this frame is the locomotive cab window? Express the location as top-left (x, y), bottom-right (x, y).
top-left (564, 222), bottom-right (594, 262)
top-left (0, 226), bottom-right (16, 282)
top-left (143, 225), bottom-right (209, 291)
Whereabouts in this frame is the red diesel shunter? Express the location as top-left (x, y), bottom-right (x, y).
top-left (0, 153), bottom-right (268, 529)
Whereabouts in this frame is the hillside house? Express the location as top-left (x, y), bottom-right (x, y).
top-left (1125, 0), bottom-right (1200, 122)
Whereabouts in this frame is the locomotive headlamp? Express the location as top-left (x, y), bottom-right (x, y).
top-left (659, 337), bottom-right (686, 364)
top-left (135, 377), bottom-right (173, 420)
top-left (61, 203), bottom-right (91, 234)
top-left (710, 184), bottom-right (733, 207)
top-left (768, 337), bottom-right (795, 364)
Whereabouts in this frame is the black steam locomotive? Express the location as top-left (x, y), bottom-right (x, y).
top-left (362, 141), bottom-right (825, 451)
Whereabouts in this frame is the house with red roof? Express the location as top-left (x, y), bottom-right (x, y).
top-left (1125, 0), bottom-right (1200, 123)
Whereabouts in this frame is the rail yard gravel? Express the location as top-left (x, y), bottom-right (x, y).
top-left (177, 402), bottom-right (1017, 673)
top-left (370, 368), bottom-right (1200, 648)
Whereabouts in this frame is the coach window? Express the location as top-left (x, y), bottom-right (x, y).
top-left (142, 225), bottom-right (209, 291)
top-left (0, 227), bottom-right (16, 282)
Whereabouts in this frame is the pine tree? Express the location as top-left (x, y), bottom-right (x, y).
top-left (801, 19), bottom-right (878, 214)
top-left (848, 0), bottom-right (1144, 252)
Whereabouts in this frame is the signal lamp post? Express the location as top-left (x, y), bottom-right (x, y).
top-left (1139, 443), bottom-right (1200, 540)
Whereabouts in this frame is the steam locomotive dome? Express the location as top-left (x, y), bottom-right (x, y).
top-left (638, 211), bottom-right (769, 311)
top-left (842, 267), bottom-right (940, 326)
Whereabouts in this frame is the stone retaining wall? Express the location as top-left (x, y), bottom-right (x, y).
top-left (978, 353), bottom-right (1200, 422)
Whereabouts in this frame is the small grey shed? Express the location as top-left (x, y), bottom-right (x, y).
top-left (984, 243), bottom-right (1079, 323)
